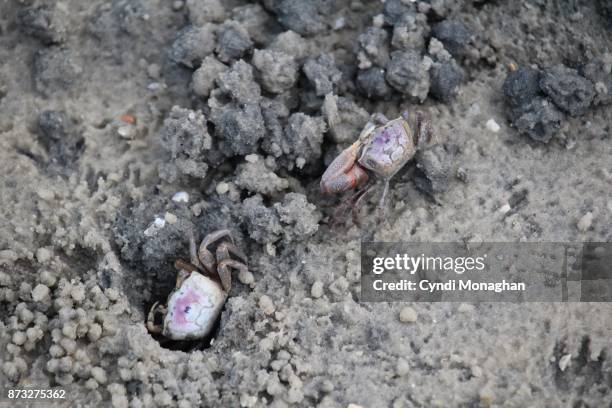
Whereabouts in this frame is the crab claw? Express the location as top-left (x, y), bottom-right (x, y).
top-left (146, 301), bottom-right (166, 334)
top-left (321, 141), bottom-right (369, 194)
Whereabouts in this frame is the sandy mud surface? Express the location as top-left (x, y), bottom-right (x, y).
top-left (0, 0), bottom-right (611, 406)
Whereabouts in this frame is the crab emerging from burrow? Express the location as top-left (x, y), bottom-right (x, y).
top-left (320, 111), bottom-right (433, 222)
top-left (147, 229), bottom-right (248, 341)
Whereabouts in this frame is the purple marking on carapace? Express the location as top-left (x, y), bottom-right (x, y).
top-left (173, 288), bottom-right (201, 326)
top-left (362, 121), bottom-right (410, 165)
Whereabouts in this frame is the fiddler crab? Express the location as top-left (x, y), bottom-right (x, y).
top-left (320, 110), bottom-right (433, 222)
top-left (147, 229), bottom-right (249, 341)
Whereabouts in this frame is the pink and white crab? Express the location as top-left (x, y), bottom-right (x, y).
top-left (320, 111), bottom-right (433, 220)
top-left (146, 229), bottom-right (248, 340)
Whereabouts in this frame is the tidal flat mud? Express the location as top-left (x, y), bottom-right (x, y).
top-left (0, 0), bottom-right (611, 406)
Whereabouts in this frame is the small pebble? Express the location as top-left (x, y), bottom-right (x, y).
top-left (36, 247), bottom-right (52, 263)
top-left (143, 217), bottom-right (166, 237)
top-left (0, 270), bottom-right (10, 283)
top-left (62, 322), bottom-right (77, 339)
top-left (116, 126), bottom-right (134, 139)
top-left (399, 307), bottom-right (418, 323)
top-left (240, 394), bottom-right (257, 408)
top-left (19, 282), bottom-right (32, 300)
top-left (498, 203), bottom-right (511, 214)
top-left (332, 16), bottom-right (346, 30)
top-left (31, 284), bottom-right (51, 302)
top-left (471, 365), bottom-right (483, 378)
top-left (456, 167), bottom-right (469, 183)
top-left (70, 285), bottom-right (86, 302)
top-left (479, 388), bottom-right (495, 405)
top-left (216, 182), bottom-right (229, 195)
top-left (60, 338), bottom-right (77, 354)
top-left (91, 366), bottom-right (108, 384)
top-left (178, 400), bottom-right (192, 408)
top-left (37, 188), bottom-right (55, 201)
top-left (265, 243), bottom-right (276, 257)
top-left (111, 394), bottom-right (129, 408)
top-left (372, 14), bottom-right (384, 28)
top-left (164, 212), bottom-right (178, 224)
top-left (486, 118), bottom-right (500, 133)
top-left (259, 295), bottom-right (275, 315)
top-left (172, 191), bottom-right (190, 203)
top-left (105, 288), bottom-right (119, 301)
top-left (49, 345), bottom-right (64, 358)
top-left (18, 307), bottom-right (34, 325)
top-left (414, 207), bottom-right (428, 220)
top-left (155, 391), bottom-right (173, 406)
top-left (26, 327), bottom-right (43, 343)
top-left (396, 359), bottom-right (409, 376)
top-left (417, 2), bottom-right (431, 13)
top-left (311, 281), bottom-right (324, 298)
top-left (85, 378), bottom-right (98, 390)
top-left (457, 303), bottom-right (475, 313)
top-left (12, 331), bottom-right (26, 346)
top-left (13, 357), bottom-right (27, 374)
top-left (0, 250), bottom-right (18, 264)
top-left (238, 269), bottom-right (255, 286)
top-left (40, 270), bottom-right (57, 287)
top-left (147, 82), bottom-right (162, 91)
top-left (88, 323), bottom-right (102, 342)
top-left (147, 63), bottom-right (161, 79)
top-left (558, 354), bottom-right (572, 371)
top-left (245, 154), bottom-right (259, 163)
top-left (3, 362), bottom-right (18, 381)
top-left (577, 212), bottom-right (593, 232)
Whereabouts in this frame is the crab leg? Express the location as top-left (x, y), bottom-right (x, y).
top-left (330, 180), bottom-right (372, 225)
top-left (351, 182), bottom-right (377, 226)
top-left (371, 112), bottom-right (390, 126)
top-left (175, 259), bottom-right (198, 274)
top-left (217, 259), bottom-right (249, 292)
top-left (146, 301), bottom-right (167, 334)
top-left (378, 180), bottom-right (390, 210)
top-left (416, 112), bottom-right (434, 148)
top-left (215, 242), bottom-right (250, 292)
top-left (216, 241), bottom-right (248, 264)
top-left (403, 110), bottom-right (434, 148)
top-left (188, 230), bottom-right (205, 271)
top-left (198, 229), bottom-right (234, 273)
